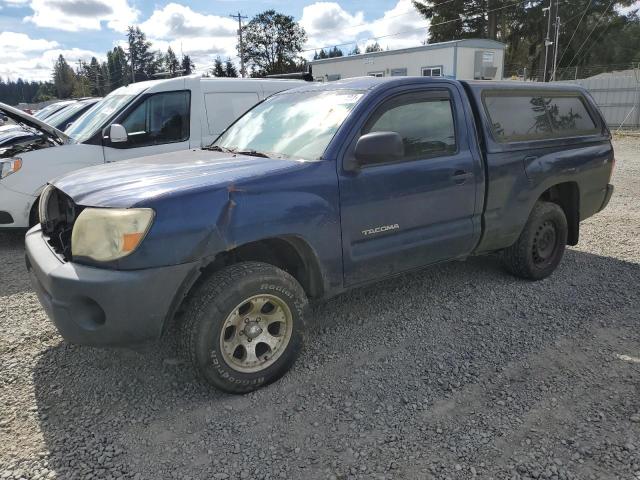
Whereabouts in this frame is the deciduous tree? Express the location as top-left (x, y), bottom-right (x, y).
top-left (240, 10), bottom-right (307, 76)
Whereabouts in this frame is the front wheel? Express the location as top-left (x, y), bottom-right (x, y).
top-left (502, 201), bottom-right (568, 280)
top-left (181, 262), bottom-right (307, 393)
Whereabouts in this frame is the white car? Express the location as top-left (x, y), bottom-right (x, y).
top-left (0, 75), bottom-right (306, 228)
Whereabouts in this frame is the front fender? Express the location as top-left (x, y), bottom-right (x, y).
top-left (118, 160), bottom-right (344, 294)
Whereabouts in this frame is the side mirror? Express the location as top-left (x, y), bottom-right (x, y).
top-left (108, 124), bottom-right (128, 143)
top-left (352, 131), bottom-right (404, 168)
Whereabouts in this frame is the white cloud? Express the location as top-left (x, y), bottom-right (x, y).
top-left (25, 0), bottom-right (139, 32)
top-left (139, 3), bottom-right (239, 72)
top-left (0, 0), bottom-right (433, 81)
top-left (301, 0), bottom-right (429, 56)
top-left (0, 32), bottom-right (102, 81)
top-left (139, 3), bottom-right (237, 39)
top-left (0, 32), bottom-right (59, 63)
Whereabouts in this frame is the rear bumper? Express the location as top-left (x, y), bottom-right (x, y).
top-left (25, 225), bottom-right (198, 346)
top-left (599, 183), bottom-right (614, 212)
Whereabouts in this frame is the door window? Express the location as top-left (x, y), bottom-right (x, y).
top-left (362, 91), bottom-right (456, 164)
top-left (120, 91), bottom-right (190, 147)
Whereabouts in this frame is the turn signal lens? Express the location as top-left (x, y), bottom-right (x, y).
top-left (71, 208), bottom-right (155, 262)
top-left (0, 158), bottom-right (22, 179)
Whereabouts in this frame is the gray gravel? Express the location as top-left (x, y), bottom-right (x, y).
top-left (1, 137), bottom-right (639, 480)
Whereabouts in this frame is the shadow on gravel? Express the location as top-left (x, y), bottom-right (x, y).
top-left (0, 230), bottom-right (33, 297)
top-left (30, 249), bottom-right (639, 478)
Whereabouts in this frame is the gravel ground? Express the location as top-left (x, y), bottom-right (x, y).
top-left (1, 137), bottom-right (639, 480)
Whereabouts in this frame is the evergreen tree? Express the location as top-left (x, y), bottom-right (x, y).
top-left (107, 46), bottom-right (129, 91)
top-left (365, 42), bottom-right (383, 53)
top-left (329, 46), bottom-right (344, 58)
top-left (211, 57), bottom-right (226, 77)
top-left (224, 59), bottom-right (238, 77)
top-left (52, 54), bottom-right (76, 99)
top-left (349, 45), bottom-right (361, 56)
top-left (127, 26), bottom-right (155, 82)
top-left (181, 55), bottom-right (194, 75)
top-left (165, 47), bottom-right (180, 77)
top-left (412, 0), bottom-right (640, 80)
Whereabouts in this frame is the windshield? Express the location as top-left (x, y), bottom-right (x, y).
top-left (66, 94), bottom-right (137, 143)
top-left (46, 102), bottom-right (91, 129)
top-left (214, 90), bottom-right (363, 160)
top-left (34, 102), bottom-right (71, 120)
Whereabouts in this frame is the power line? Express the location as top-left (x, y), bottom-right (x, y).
top-left (304, 0), bottom-right (463, 41)
top-left (555, 0), bottom-right (592, 68)
top-left (571, 13), bottom-right (617, 67)
top-left (302, 0), bottom-right (527, 53)
top-left (565, 0), bottom-right (615, 68)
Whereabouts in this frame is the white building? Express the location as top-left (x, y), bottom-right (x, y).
top-left (309, 39), bottom-right (505, 82)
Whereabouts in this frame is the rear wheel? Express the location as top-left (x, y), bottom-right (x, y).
top-left (502, 201), bottom-right (568, 280)
top-left (180, 262), bottom-right (307, 393)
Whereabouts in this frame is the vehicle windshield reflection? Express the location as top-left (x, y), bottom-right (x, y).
top-left (214, 90), bottom-right (364, 161)
top-left (66, 94), bottom-right (137, 143)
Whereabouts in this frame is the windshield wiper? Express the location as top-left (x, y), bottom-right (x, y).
top-left (203, 145), bottom-right (234, 153)
top-left (236, 149), bottom-right (270, 158)
top-left (204, 145), bottom-right (271, 158)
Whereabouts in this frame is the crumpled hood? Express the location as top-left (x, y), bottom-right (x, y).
top-left (0, 102), bottom-right (69, 144)
top-left (52, 149), bottom-right (308, 208)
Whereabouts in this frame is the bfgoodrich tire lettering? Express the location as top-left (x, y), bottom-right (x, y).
top-left (180, 262), bottom-right (307, 394)
top-left (502, 201), bottom-right (568, 280)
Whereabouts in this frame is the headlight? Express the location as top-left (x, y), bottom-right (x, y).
top-left (0, 158), bottom-right (22, 179)
top-left (38, 184), bottom-right (55, 225)
top-left (71, 208), bottom-right (155, 262)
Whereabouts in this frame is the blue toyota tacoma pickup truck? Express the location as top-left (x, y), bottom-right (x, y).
top-left (25, 77), bottom-right (615, 393)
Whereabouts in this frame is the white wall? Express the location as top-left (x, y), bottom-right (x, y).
top-left (311, 45), bottom-right (504, 81)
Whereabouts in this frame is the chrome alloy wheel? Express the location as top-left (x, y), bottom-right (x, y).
top-left (219, 294), bottom-right (293, 373)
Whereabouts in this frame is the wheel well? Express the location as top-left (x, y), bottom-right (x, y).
top-left (28, 196), bottom-right (40, 227)
top-left (200, 237), bottom-right (324, 299)
top-left (539, 182), bottom-right (580, 245)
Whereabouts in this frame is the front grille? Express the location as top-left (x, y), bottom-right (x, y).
top-left (40, 186), bottom-right (81, 261)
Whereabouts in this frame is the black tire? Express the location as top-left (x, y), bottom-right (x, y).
top-left (502, 201), bottom-right (568, 280)
top-left (180, 262), bottom-right (307, 394)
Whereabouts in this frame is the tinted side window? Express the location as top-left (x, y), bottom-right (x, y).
top-left (363, 92), bottom-right (456, 163)
top-left (121, 91), bottom-right (190, 147)
top-left (546, 96), bottom-right (597, 134)
top-left (484, 93), bottom-right (598, 142)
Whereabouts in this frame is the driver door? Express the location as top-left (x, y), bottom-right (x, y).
top-left (338, 87), bottom-right (480, 286)
top-left (103, 90), bottom-right (191, 162)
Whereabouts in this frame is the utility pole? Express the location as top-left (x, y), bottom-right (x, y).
top-left (551, 16), bottom-right (561, 81)
top-left (129, 36), bottom-right (135, 83)
top-left (230, 12), bottom-right (248, 77)
top-left (542, 0), bottom-right (553, 82)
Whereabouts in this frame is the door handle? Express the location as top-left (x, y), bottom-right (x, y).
top-left (452, 169), bottom-right (473, 184)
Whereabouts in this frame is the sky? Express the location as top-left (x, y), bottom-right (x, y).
top-left (0, 0), bottom-right (432, 81)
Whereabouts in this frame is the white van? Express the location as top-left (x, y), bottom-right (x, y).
top-left (0, 75), bottom-right (306, 228)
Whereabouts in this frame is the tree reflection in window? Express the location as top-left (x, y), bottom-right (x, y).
top-left (484, 93), bottom-right (597, 142)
